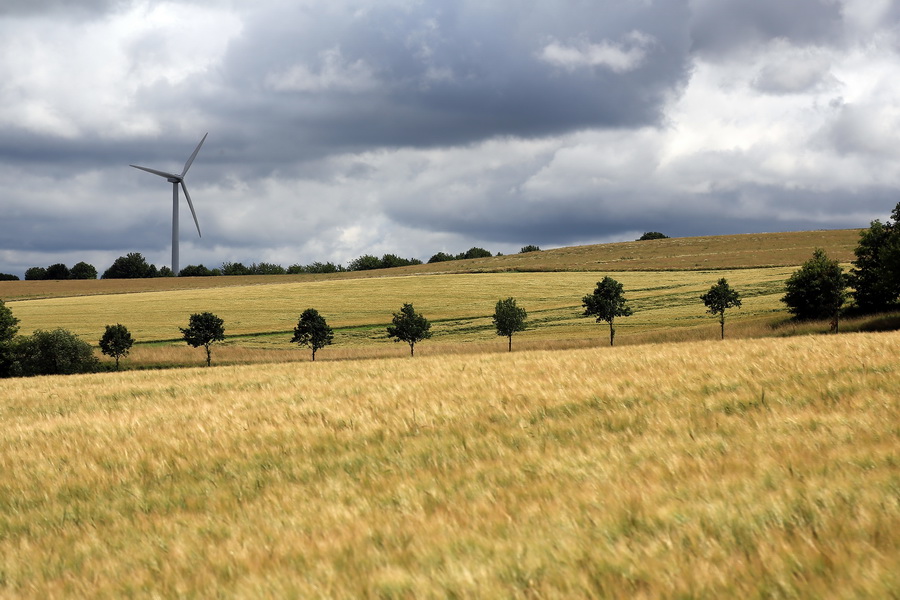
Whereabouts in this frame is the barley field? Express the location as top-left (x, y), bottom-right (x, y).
top-left (0, 332), bottom-right (896, 597)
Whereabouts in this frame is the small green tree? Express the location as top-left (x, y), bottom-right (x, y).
top-left (99, 323), bottom-right (134, 370)
top-left (493, 297), bottom-right (527, 351)
top-left (291, 308), bottom-right (334, 361)
top-left (638, 232), bottom-right (669, 241)
top-left (519, 245), bottom-right (541, 253)
top-left (0, 299), bottom-right (20, 377)
top-left (782, 248), bottom-right (848, 332)
top-left (700, 278), bottom-right (742, 339)
top-left (583, 276), bottom-right (633, 346)
top-left (180, 312), bottom-right (225, 366)
top-left (386, 303), bottom-right (432, 356)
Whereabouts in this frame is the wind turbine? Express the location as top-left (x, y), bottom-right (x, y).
top-left (130, 133), bottom-right (207, 275)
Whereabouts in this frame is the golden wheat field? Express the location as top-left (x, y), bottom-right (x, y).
top-left (0, 332), bottom-right (897, 598)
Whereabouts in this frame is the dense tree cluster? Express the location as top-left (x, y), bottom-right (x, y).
top-left (347, 254), bottom-right (423, 271)
top-left (783, 249), bottom-right (848, 332)
top-left (849, 203), bottom-right (900, 311)
top-left (24, 261), bottom-right (97, 280)
top-left (519, 245), bottom-right (541, 253)
top-left (0, 273), bottom-right (19, 281)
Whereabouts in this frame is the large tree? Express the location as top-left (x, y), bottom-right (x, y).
top-left (45, 263), bottom-right (70, 280)
top-left (700, 278), bottom-right (742, 339)
top-left (0, 299), bottom-right (19, 377)
top-left (180, 312), bottom-right (225, 366)
top-left (583, 276), bottom-right (633, 346)
top-left (493, 297), bottom-right (527, 352)
top-left (386, 303), bottom-right (432, 356)
top-left (850, 203), bottom-right (900, 312)
top-left (291, 308), bottom-right (334, 361)
top-left (783, 249), bottom-right (848, 332)
top-left (99, 324), bottom-right (134, 370)
top-left (70, 262), bottom-right (98, 280)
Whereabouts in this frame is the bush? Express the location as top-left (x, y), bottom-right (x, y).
top-left (519, 245), bottom-right (541, 253)
top-left (11, 329), bottom-right (99, 376)
top-left (0, 273), bottom-right (19, 281)
top-left (638, 232), bottom-right (669, 241)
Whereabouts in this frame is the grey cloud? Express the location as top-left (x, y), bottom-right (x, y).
top-left (690, 0), bottom-right (844, 56)
top-left (209, 1), bottom-right (693, 156)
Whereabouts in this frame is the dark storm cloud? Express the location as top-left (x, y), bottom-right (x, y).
top-left (207, 0), bottom-right (693, 157)
top-left (385, 182), bottom-right (895, 247)
top-left (690, 0), bottom-right (845, 56)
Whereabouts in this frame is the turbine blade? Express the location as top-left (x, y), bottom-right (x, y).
top-left (181, 181), bottom-right (201, 238)
top-left (181, 132), bottom-right (208, 177)
top-left (131, 164), bottom-right (179, 180)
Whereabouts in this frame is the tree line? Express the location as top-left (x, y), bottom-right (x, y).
top-left (6, 245), bottom-right (546, 281)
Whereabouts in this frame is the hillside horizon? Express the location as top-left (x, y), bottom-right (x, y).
top-left (0, 228), bottom-right (861, 302)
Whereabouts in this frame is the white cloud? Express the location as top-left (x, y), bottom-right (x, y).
top-left (538, 31), bottom-right (655, 73)
top-left (0, 2), bottom-right (242, 137)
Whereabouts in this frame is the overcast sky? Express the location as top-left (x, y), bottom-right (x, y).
top-left (1, 0), bottom-right (899, 276)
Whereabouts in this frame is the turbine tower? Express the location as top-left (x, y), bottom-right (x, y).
top-left (130, 133), bottom-right (207, 275)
